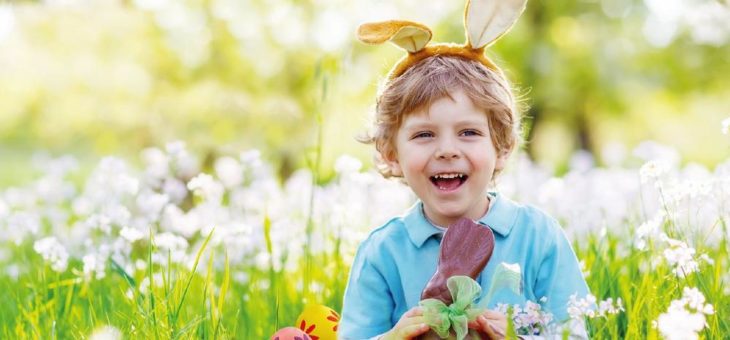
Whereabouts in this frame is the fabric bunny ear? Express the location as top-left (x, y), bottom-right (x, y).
top-left (464, 0), bottom-right (528, 49)
top-left (357, 20), bottom-right (433, 53)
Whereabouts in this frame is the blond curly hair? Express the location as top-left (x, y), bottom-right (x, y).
top-left (359, 55), bottom-right (522, 178)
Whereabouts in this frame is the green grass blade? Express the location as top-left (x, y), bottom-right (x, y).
top-left (173, 228), bottom-right (215, 323)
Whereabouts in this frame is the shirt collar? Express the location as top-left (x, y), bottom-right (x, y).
top-left (404, 192), bottom-right (520, 248)
top-left (477, 192), bottom-right (519, 236)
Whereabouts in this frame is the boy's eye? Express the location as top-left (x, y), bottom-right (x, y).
top-left (412, 132), bottom-right (434, 139)
top-left (461, 129), bottom-right (481, 136)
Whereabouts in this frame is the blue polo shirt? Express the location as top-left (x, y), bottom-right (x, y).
top-left (339, 192), bottom-right (589, 339)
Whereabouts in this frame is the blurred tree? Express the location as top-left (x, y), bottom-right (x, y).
top-left (0, 0), bottom-right (728, 179)
top-left (488, 0), bottom-right (730, 168)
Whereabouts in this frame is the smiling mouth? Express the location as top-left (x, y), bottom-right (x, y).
top-left (430, 173), bottom-right (468, 191)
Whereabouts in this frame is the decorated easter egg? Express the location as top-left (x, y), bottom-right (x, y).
top-left (270, 326), bottom-right (311, 340)
top-left (294, 304), bottom-right (340, 340)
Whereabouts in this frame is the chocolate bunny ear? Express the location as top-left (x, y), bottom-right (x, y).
top-left (465, 0), bottom-right (528, 49)
top-left (357, 20), bottom-right (433, 53)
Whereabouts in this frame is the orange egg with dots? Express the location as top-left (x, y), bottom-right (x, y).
top-left (295, 304), bottom-right (340, 340)
top-left (270, 327), bottom-right (312, 340)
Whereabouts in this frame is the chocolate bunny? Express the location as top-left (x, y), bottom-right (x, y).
top-left (420, 218), bottom-right (495, 305)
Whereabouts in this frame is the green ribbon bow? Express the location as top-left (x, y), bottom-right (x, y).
top-left (419, 263), bottom-right (523, 340)
top-left (419, 276), bottom-right (484, 340)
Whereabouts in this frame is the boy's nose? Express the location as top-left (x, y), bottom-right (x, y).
top-left (436, 149), bottom-right (459, 159)
top-left (435, 141), bottom-right (460, 160)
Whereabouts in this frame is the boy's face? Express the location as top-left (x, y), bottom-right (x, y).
top-left (385, 90), bottom-right (508, 227)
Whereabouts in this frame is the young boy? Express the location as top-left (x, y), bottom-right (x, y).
top-left (339, 55), bottom-right (588, 339)
top-left (340, 2), bottom-right (589, 339)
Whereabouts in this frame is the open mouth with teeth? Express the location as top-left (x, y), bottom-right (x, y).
top-left (430, 173), bottom-right (468, 191)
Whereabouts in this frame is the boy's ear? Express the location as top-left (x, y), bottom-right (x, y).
top-left (381, 151), bottom-right (404, 177)
top-left (495, 149), bottom-right (512, 172)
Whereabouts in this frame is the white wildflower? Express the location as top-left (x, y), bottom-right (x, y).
top-left (165, 140), bottom-right (187, 159)
top-left (33, 237), bottom-right (69, 272)
top-left (240, 149), bottom-right (263, 168)
top-left (154, 232), bottom-right (188, 251)
top-left (72, 196), bottom-right (94, 216)
top-left (47, 155), bottom-right (79, 177)
top-left (254, 252), bottom-right (271, 271)
top-left (662, 238), bottom-right (700, 278)
top-left (3, 187), bottom-right (36, 209)
top-left (120, 226), bottom-right (145, 243)
top-left (153, 232), bottom-right (189, 264)
top-left (635, 211), bottom-right (665, 250)
top-left (215, 156), bottom-right (243, 188)
top-left (567, 293), bottom-right (597, 319)
top-left (722, 117), bottom-right (730, 135)
top-left (633, 141), bottom-right (680, 166)
top-left (141, 147), bottom-right (170, 179)
top-left (33, 175), bottom-right (75, 205)
top-left (522, 301), bottom-right (553, 330)
top-left (639, 160), bottom-right (670, 185)
top-left (567, 293), bottom-right (623, 319)
top-left (699, 254), bottom-right (714, 265)
top-left (97, 157), bottom-right (140, 197)
top-left (569, 150), bottom-right (594, 173)
top-left (166, 141), bottom-right (198, 178)
top-left (6, 211), bottom-right (41, 242)
top-left (187, 173), bottom-right (224, 203)
top-left (135, 259), bottom-right (148, 271)
top-left (600, 141), bottom-right (626, 167)
top-left (598, 297), bottom-right (624, 315)
top-left (597, 299), bottom-right (612, 315)
top-left (495, 301), bottom-right (553, 336)
top-left (162, 178), bottom-right (188, 204)
top-left (85, 214), bottom-right (113, 234)
top-left (136, 191), bottom-right (169, 220)
top-left (682, 287), bottom-right (714, 314)
top-left (83, 253), bottom-right (107, 279)
top-left (89, 325), bottom-right (122, 340)
top-left (657, 308), bottom-right (705, 340)
top-left (102, 204), bottom-right (132, 228)
top-left (139, 273), bottom-right (164, 294)
top-left (160, 204), bottom-right (203, 237)
top-left (334, 155), bottom-right (362, 175)
top-left (657, 287), bottom-right (713, 340)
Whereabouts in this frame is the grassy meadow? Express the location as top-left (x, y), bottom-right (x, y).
top-left (1, 144), bottom-right (728, 339)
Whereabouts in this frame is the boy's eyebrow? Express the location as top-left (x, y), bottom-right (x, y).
top-left (454, 119), bottom-right (489, 127)
top-left (401, 118), bottom-right (489, 130)
top-left (401, 121), bottom-right (435, 131)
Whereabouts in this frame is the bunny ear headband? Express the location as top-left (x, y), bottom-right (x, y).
top-left (357, 0), bottom-right (528, 80)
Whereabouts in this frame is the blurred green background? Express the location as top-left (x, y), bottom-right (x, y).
top-left (1, 0), bottom-right (729, 186)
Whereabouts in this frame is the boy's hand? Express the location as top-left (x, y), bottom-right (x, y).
top-left (381, 307), bottom-right (430, 340)
top-left (468, 310), bottom-right (507, 340)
